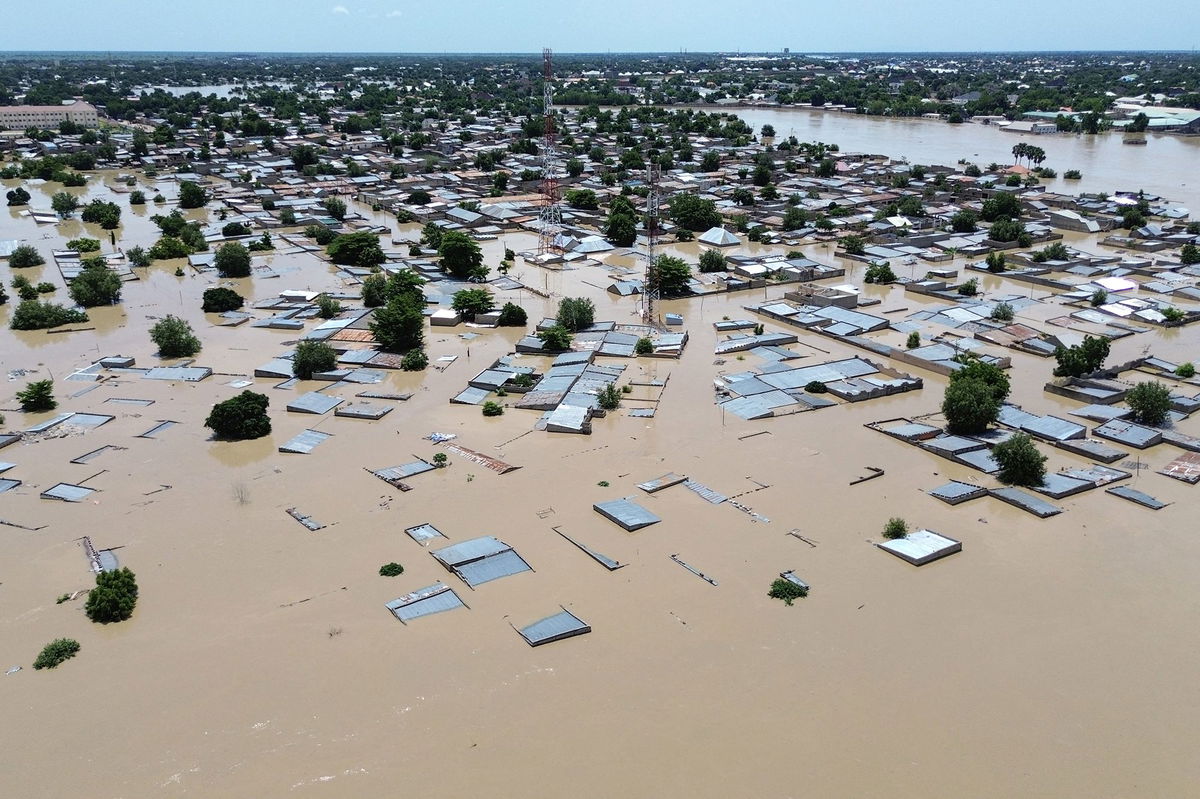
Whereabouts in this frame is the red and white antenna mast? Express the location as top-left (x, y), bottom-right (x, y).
top-left (536, 48), bottom-right (562, 258)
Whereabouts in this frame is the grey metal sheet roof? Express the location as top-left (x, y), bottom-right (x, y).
top-left (451, 386), bottom-right (491, 405)
top-left (997, 404), bottom-right (1041, 429)
top-left (720, 396), bottom-right (774, 420)
top-left (374, 460), bottom-right (435, 481)
top-left (0, 478), bottom-right (21, 493)
top-left (637, 472), bottom-right (688, 493)
top-left (143, 366), bottom-right (212, 382)
top-left (922, 435), bottom-right (986, 456)
top-left (25, 413), bottom-right (74, 433)
top-left (386, 583), bottom-right (466, 622)
top-left (1093, 420), bottom-right (1162, 448)
top-left (518, 610), bottom-right (591, 646)
top-left (929, 481), bottom-right (987, 504)
top-left (286, 392), bottom-right (344, 414)
top-left (279, 429), bottom-right (332, 454)
top-left (1056, 438), bottom-right (1128, 463)
top-left (405, 523), bottom-right (445, 544)
top-left (1033, 472), bottom-right (1094, 499)
top-left (41, 482), bottom-right (96, 502)
top-left (69, 413), bottom-right (115, 429)
top-left (136, 420), bottom-right (178, 438)
top-left (594, 498), bottom-right (662, 531)
top-left (1070, 404), bottom-right (1132, 423)
top-left (334, 403), bottom-right (392, 419)
top-left (1021, 415), bottom-right (1086, 442)
top-left (990, 487), bottom-right (1062, 517)
top-left (455, 549), bottom-right (533, 586)
top-left (431, 535), bottom-right (510, 566)
top-left (955, 448), bottom-right (1000, 473)
top-left (1106, 485), bottom-right (1168, 509)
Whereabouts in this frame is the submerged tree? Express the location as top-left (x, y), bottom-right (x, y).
top-left (205, 390), bottom-right (271, 440)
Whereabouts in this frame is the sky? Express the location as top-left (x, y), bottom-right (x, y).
top-left (1, 0), bottom-right (1197, 54)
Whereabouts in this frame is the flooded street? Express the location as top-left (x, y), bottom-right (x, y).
top-left (2, 158), bottom-right (1200, 799)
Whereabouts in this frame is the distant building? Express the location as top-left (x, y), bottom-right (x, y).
top-left (0, 100), bottom-right (99, 130)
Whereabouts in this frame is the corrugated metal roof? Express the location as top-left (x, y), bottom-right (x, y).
top-left (286, 392), bottom-right (344, 414)
top-left (386, 583), bottom-right (466, 622)
top-left (432, 536), bottom-right (510, 566)
top-left (455, 549), bottom-right (532, 586)
top-left (0, 478), bottom-right (21, 493)
top-left (593, 498), bottom-right (661, 531)
top-left (373, 461), bottom-right (435, 482)
top-left (143, 366), bottom-right (212, 382)
top-left (405, 523), bottom-right (445, 545)
top-left (518, 610), bottom-right (591, 646)
top-left (279, 429), bottom-right (332, 454)
top-left (41, 483), bottom-right (96, 502)
top-left (137, 420), bottom-right (178, 438)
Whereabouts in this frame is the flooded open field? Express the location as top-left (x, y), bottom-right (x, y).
top-left (2, 152), bottom-right (1200, 797)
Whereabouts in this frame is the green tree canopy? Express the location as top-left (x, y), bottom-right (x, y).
top-left (85, 567), bottom-right (139, 623)
top-left (68, 257), bottom-right (122, 307)
top-left (1126, 381), bottom-right (1172, 426)
top-left (452, 287), bottom-right (496, 318)
top-left (438, 230), bottom-right (486, 279)
top-left (214, 242), bottom-right (251, 277)
top-left (150, 315), bottom-right (201, 358)
top-left (1053, 335), bottom-right (1110, 378)
top-left (178, 180), bottom-right (208, 209)
top-left (668, 193), bottom-right (721, 231)
top-left (328, 231), bottom-right (385, 268)
top-left (292, 340), bottom-right (338, 379)
top-left (205, 390), bottom-right (271, 440)
top-left (993, 433), bottom-right (1047, 487)
top-left (556, 297), bottom-right (596, 331)
top-left (942, 376), bottom-right (1001, 435)
top-left (654, 254), bottom-right (692, 296)
top-left (370, 293), bottom-right (425, 353)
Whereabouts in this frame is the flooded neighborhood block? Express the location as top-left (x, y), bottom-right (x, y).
top-left (876, 529), bottom-right (962, 566)
top-left (386, 583), bottom-right (466, 623)
top-left (593, 498), bottom-right (662, 531)
top-left (517, 610), bottom-right (591, 647)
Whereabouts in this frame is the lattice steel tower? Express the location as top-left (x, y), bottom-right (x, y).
top-left (536, 48), bottom-right (562, 258)
top-left (642, 163), bottom-right (661, 326)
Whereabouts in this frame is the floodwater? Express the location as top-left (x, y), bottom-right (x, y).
top-left (725, 105), bottom-right (1200, 209)
top-left (2, 169), bottom-right (1200, 799)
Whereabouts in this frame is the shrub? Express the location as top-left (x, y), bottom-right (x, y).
top-left (292, 340), bottom-right (337, 379)
top-left (129, 190), bottom-right (146, 205)
top-left (379, 562), bottom-right (405, 577)
top-left (328, 231), bottom-right (385, 268)
top-left (635, 336), bottom-right (654, 355)
top-left (556, 297), bottom-right (595, 331)
top-left (36, 282), bottom-right (55, 294)
top-left (33, 638), bottom-right (80, 670)
top-left (85, 567), bottom-right (138, 623)
top-left (370, 293), bottom-right (424, 353)
top-left (178, 180), bottom-right (208, 209)
top-left (80, 199), bottom-right (121, 229)
top-left (1053, 335), bottom-right (1110, 378)
top-left (991, 302), bottom-right (1014, 321)
top-left (537, 324), bottom-right (572, 351)
top-left (323, 197), bottom-right (347, 220)
top-left (497, 302), bottom-right (527, 326)
top-left (1161, 306), bottom-right (1186, 323)
top-left (66, 237), bottom-right (100, 253)
top-left (316, 294), bottom-right (342, 319)
top-left (864, 262), bottom-right (897, 284)
top-left (1126, 381), bottom-right (1172, 426)
top-left (148, 236), bottom-right (191, 260)
top-left (1090, 288), bottom-right (1109, 307)
top-left (205, 390), bottom-right (271, 440)
top-left (482, 400), bottom-right (504, 417)
top-left (1064, 170), bottom-right (1082, 180)
top-left (280, 207), bottom-right (297, 225)
top-left (148, 316), bottom-right (200, 358)
top-left (883, 517), bottom-right (908, 539)
top-left (401, 349), bottom-right (428, 371)
top-left (8, 244), bottom-right (45, 268)
top-left (804, 380), bottom-right (827, 393)
top-left (439, 230), bottom-right (486, 280)
top-left (993, 433), bottom-right (1047, 487)
top-left (51, 191), bottom-right (80, 218)
top-left (222, 221), bottom-right (250, 237)
top-left (957, 278), bottom-right (978, 296)
top-left (842, 235), bottom-right (865, 255)
top-left (201, 287), bottom-right (244, 313)
top-left (597, 384), bottom-right (621, 410)
top-left (768, 578), bottom-right (808, 605)
top-left (699, 249), bottom-right (727, 273)
top-left (906, 331), bottom-right (921, 349)
top-left (10, 300), bottom-right (88, 330)
top-left (985, 252), bottom-right (1006, 273)
top-left (432, 453), bottom-right (448, 467)
top-left (1175, 362), bottom-right (1195, 379)
top-left (247, 233), bottom-right (274, 252)
top-left (127, 246), bottom-right (151, 268)
top-left (306, 224), bottom-right (337, 245)
top-left (16, 379), bottom-right (56, 412)
top-left (214, 242), bottom-right (251, 278)
top-left (69, 258), bottom-right (122, 307)
top-left (361, 273), bottom-right (386, 307)
top-left (452, 287), bottom-right (495, 318)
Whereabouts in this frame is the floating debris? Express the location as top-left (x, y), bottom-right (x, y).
top-left (286, 508), bottom-right (326, 531)
top-left (670, 554), bottom-right (718, 586)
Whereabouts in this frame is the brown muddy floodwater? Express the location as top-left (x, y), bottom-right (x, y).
top-left (1, 167), bottom-right (1199, 799)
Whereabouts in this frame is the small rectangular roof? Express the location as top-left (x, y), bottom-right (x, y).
top-left (517, 610), bottom-right (592, 646)
top-left (386, 583), bottom-right (466, 622)
top-left (877, 529), bottom-right (962, 566)
top-left (594, 498), bottom-right (662, 531)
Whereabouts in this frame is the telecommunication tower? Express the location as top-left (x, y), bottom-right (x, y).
top-left (642, 163), bottom-right (661, 326)
top-left (536, 48), bottom-right (562, 258)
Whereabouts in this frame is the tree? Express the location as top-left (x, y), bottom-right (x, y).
top-left (323, 197), bottom-right (347, 220)
top-left (655, 255), bottom-right (692, 296)
top-left (864, 263), bottom-right (897, 284)
top-left (980, 193), bottom-right (1021, 222)
top-left (564, 188), bottom-right (598, 209)
top-left (213, 242), bottom-right (251, 278)
top-left (33, 638), bottom-right (80, 670)
top-left (129, 190), bottom-right (146, 205)
top-left (988, 218), bottom-right (1026, 243)
top-left (993, 433), bottom-right (1047, 487)
top-left (80, 199), bottom-right (121, 229)
top-left (67, 237), bottom-right (100, 253)
top-left (205, 390), bottom-right (271, 440)
top-left (438, 230), bottom-right (485, 279)
top-left (906, 331), bottom-right (921, 349)
top-left (379, 562), bottom-right (405, 577)
top-left (482, 400), bottom-right (504, 416)
top-left (10, 300), bottom-right (87, 330)
top-left (957, 277), bottom-right (979, 296)
top-left (556, 297), bottom-right (596, 331)
top-left (950, 210), bottom-right (978, 232)
top-left (699, 249), bottom-right (727, 273)
top-left (85, 567), bottom-right (138, 623)
top-left (986, 252), bottom-right (1006, 273)
top-left (537, 324), bottom-right (573, 351)
top-left (1180, 243), bottom-right (1200, 265)
top-left (317, 294), bottom-right (342, 319)
top-left (292, 340), bottom-right (338, 379)
top-left (370, 293), bottom-right (424, 353)
top-left (148, 236), bottom-right (190, 260)
top-left (731, 187), bottom-right (755, 206)
top-left (150, 315), bottom-right (201, 358)
top-left (991, 302), bottom-right (1015, 322)
top-left (452, 287), bottom-right (495, 318)
top-left (328, 232), bottom-right (385, 268)
top-left (421, 223), bottom-right (444, 250)
top-left (605, 206), bottom-right (637, 246)
top-left (51, 191), bottom-right (79, 218)
top-left (842, 235), bottom-right (865, 255)
top-left (16, 379), bottom-right (56, 412)
top-left (8, 245), bottom-right (45, 268)
top-left (782, 206), bottom-right (808, 231)
top-left (951, 358), bottom-right (1010, 403)
top-left (668, 192), bottom-right (720, 231)
top-left (815, 158), bottom-right (836, 178)
top-left (942, 377), bottom-right (1000, 435)
top-left (222, 221), bottom-right (250, 237)
top-left (306, 224), bottom-right (336, 245)
top-left (1053, 335), bottom-right (1110, 378)
top-left (202, 287), bottom-right (244, 313)
top-left (565, 158), bottom-right (584, 177)
top-left (401, 349), bottom-right (428, 371)
top-left (1126, 381), bottom-right (1172, 426)
top-left (178, 180), bottom-right (208, 209)
top-left (498, 302), bottom-right (527, 326)
top-left (883, 517), bottom-right (909, 539)
top-left (768, 578), bottom-right (807, 605)
top-left (597, 384), bottom-right (621, 410)
top-left (68, 258), bottom-right (122, 307)
top-left (635, 336), bottom-right (654, 355)
top-left (700, 151), bottom-right (721, 172)
top-left (361, 273), bottom-right (387, 307)
top-left (6, 186), bottom-right (30, 206)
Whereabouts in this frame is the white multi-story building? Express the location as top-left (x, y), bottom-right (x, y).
top-left (0, 100), bottom-right (99, 130)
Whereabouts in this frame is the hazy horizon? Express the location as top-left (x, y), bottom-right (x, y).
top-left (2, 0), bottom-right (1197, 54)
